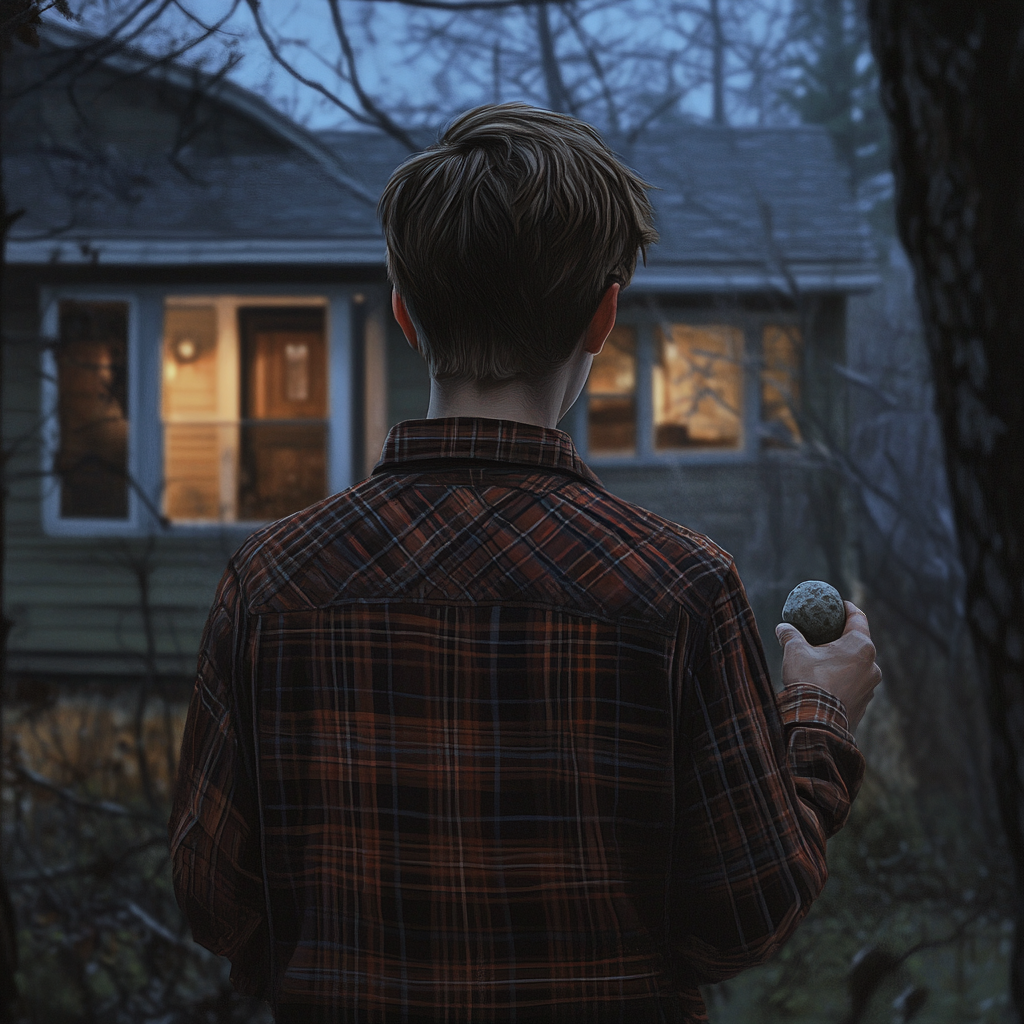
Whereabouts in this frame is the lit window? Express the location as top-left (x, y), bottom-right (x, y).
top-left (653, 324), bottom-right (743, 450)
top-left (162, 301), bottom-right (328, 523)
top-left (588, 325), bottom-right (636, 455)
top-left (55, 300), bottom-right (129, 519)
top-left (581, 316), bottom-right (804, 460)
top-left (163, 304), bottom-right (221, 520)
top-left (761, 325), bottom-right (802, 446)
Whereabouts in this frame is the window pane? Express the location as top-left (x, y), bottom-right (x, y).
top-left (237, 423), bottom-right (327, 521)
top-left (588, 325), bottom-right (636, 455)
top-left (164, 424), bottom-right (226, 521)
top-left (163, 305), bottom-right (221, 521)
top-left (239, 307), bottom-right (328, 520)
top-left (163, 306), bottom-right (218, 418)
top-left (653, 324), bottom-right (743, 450)
top-left (56, 301), bottom-right (129, 518)
top-left (761, 325), bottom-right (802, 447)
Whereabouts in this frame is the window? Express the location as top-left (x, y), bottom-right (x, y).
top-left (54, 300), bottom-right (130, 519)
top-left (162, 298), bottom-right (328, 523)
top-left (653, 324), bottom-right (744, 450)
top-left (587, 326), bottom-right (636, 456)
top-left (580, 314), bottom-right (802, 460)
top-left (760, 324), bottom-right (802, 446)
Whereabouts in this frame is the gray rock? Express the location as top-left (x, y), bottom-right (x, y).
top-left (782, 580), bottom-right (847, 646)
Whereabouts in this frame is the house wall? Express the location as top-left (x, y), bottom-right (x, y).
top-left (386, 310), bottom-right (432, 427)
top-left (3, 274), bottom-right (237, 682)
top-left (4, 272), bottom-right (852, 687)
top-left (4, 269), bottom-right (375, 684)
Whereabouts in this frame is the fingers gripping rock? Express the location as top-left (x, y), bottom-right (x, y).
top-left (782, 580), bottom-right (847, 646)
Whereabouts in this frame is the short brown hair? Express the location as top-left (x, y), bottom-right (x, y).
top-left (378, 103), bottom-right (657, 385)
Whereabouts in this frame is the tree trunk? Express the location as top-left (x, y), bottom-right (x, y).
top-left (0, 30), bottom-right (22, 1024)
top-left (535, 2), bottom-right (572, 114)
top-left (868, 3), bottom-right (1024, 1016)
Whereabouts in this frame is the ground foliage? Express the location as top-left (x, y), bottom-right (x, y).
top-left (0, 677), bottom-right (1011, 1024)
top-left (1, 688), bottom-right (270, 1023)
top-left (705, 765), bottom-right (1014, 1023)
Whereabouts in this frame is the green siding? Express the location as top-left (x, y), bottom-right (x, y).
top-left (3, 275), bottom-right (241, 679)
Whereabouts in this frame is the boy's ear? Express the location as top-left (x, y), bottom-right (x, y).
top-left (583, 283), bottom-right (620, 356)
top-left (392, 289), bottom-right (420, 352)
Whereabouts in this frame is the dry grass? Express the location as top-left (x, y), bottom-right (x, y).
top-left (2, 686), bottom-right (270, 1024)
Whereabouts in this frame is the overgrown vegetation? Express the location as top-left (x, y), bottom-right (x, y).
top-left (2, 689), bottom-right (270, 1023)
top-left (709, 769), bottom-right (1014, 1023)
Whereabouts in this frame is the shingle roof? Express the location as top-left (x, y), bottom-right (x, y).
top-left (612, 127), bottom-right (878, 291)
top-left (7, 31), bottom-right (876, 292)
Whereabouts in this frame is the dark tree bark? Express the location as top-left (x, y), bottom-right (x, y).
top-left (868, 3), bottom-right (1024, 1016)
top-left (0, 8), bottom-right (40, 1021)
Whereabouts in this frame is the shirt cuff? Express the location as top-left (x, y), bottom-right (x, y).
top-left (777, 683), bottom-right (857, 745)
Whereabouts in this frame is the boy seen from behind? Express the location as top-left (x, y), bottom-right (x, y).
top-left (171, 103), bottom-right (880, 1023)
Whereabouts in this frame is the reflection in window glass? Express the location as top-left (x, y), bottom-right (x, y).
top-left (587, 325), bottom-right (636, 455)
top-left (761, 325), bottom-right (802, 447)
top-left (56, 301), bottom-right (129, 518)
top-left (653, 324), bottom-right (743, 450)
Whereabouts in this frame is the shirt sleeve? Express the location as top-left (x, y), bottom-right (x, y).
top-left (669, 562), bottom-right (865, 985)
top-left (168, 564), bottom-right (269, 997)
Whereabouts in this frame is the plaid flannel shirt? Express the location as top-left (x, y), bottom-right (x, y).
top-left (170, 417), bottom-right (864, 1023)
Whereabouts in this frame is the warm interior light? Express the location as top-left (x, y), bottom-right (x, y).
top-left (174, 337), bottom-right (198, 363)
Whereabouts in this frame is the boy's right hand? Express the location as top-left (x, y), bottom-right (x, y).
top-left (775, 601), bottom-right (882, 732)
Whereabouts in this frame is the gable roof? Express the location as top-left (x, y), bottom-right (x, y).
top-left (6, 26), bottom-right (877, 293)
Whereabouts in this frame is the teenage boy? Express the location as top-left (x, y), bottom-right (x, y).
top-left (170, 103), bottom-right (880, 1023)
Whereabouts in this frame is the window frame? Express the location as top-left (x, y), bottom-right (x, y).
top-left (567, 304), bottom-right (802, 466)
top-left (40, 284), bottom-right (359, 537)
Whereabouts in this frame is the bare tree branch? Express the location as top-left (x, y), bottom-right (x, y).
top-left (534, 1), bottom-right (575, 113)
top-left (364, 0), bottom-right (572, 9)
top-left (245, 0), bottom-right (418, 150)
top-left (326, 0), bottom-right (420, 149)
top-left (561, 3), bottom-right (618, 130)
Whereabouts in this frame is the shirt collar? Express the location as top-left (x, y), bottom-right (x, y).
top-left (372, 417), bottom-right (604, 488)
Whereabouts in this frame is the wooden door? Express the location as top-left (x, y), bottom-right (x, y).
top-left (237, 307), bottom-right (328, 521)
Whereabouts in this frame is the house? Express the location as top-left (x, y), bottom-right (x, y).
top-left (2, 26), bottom-right (878, 687)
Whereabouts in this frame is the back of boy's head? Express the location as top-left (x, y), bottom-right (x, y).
top-left (378, 103), bottom-right (657, 386)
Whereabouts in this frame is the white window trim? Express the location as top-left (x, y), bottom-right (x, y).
top-left (40, 284), bottom-right (357, 537)
top-left (568, 308), bottom-right (801, 467)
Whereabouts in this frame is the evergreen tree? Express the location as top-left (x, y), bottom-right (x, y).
top-left (783, 0), bottom-right (891, 232)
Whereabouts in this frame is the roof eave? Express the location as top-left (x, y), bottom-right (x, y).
top-left (8, 236), bottom-right (881, 294)
top-left (6, 236), bottom-right (387, 266)
top-left (631, 264), bottom-right (881, 294)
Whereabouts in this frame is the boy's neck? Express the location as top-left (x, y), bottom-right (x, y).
top-left (425, 378), bottom-right (564, 429)
top-left (425, 350), bottom-right (592, 429)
